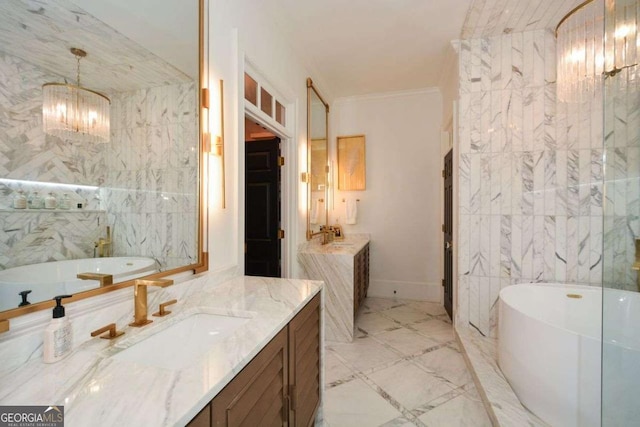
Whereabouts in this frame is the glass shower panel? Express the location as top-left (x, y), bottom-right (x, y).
top-left (601, 1), bottom-right (640, 425)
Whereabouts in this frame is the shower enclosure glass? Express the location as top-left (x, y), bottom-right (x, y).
top-left (601, 0), bottom-right (640, 424)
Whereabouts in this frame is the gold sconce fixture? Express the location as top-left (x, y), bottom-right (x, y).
top-left (556, 0), bottom-right (638, 102)
top-left (42, 48), bottom-right (110, 143)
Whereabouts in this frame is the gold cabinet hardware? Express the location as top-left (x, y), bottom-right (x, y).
top-left (278, 156), bottom-right (285, 166)
top-left (129, 279), bottom-right (174, 327)
top-left (300, 172), bottom-right (309, 183)
top-left (278, 229), bottom-right (285, 239)
top-left (152, 299), bottom-right (178, 317)
top-left (77, 273), bottom-right (113, 287)
top-left (90, 323), bottom-right (124, 340)
top-left (0, 319), bottom-right (9, 333)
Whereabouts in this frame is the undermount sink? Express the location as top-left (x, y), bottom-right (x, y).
top-left (112, 313), bottom-right (251, 370)
top-left (330, 242), bottom-right (354, 247)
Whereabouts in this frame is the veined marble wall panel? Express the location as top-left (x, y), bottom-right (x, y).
top-left (103, 82), bottom-right (198, 271)
top-left (456, 29), bottom-right (605, 336)
top-left (0, 211), bottom-right (106, 270)
top-left (0, 51), bottom-right (105, 270)
top-left (603, 67), bottom-right (640, 292)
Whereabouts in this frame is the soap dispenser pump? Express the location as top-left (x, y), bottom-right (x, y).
top-left (43, 295), bottom-right (73, 363)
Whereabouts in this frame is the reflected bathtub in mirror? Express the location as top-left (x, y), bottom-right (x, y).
top-left (0, 257), bottom-right (158, 311)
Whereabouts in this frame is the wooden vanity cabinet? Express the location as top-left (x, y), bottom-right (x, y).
top-left (353, 244), bottom-right (370, 315)
top-left (188, 294), bottom-right (320, 427)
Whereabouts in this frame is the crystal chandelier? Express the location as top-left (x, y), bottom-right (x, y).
top-left (556, 0), bottom-right (639, 102)
top-left (42, 48), bottom-right (110, 143)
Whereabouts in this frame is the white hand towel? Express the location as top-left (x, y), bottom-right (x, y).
top-left (345, 198), bottom-right (357, 225)
top-left (310, 198), bottom-right (323, 224)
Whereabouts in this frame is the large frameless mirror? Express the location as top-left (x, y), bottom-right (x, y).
top-left (0, 0), bottom-right (206, 324)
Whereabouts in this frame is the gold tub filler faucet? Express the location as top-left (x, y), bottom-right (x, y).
top-left (95, 225), bottom-right (112, 257)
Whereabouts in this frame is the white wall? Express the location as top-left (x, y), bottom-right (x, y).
top-left (330, 89), bottom-right (444, 301)
top-left (208, 0), bottom-right (330, 277)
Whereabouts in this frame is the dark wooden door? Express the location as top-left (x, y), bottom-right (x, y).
top-left (443, 149), bottom-right (453, 320)
top-left (245, 138), bottom-right (281, 277)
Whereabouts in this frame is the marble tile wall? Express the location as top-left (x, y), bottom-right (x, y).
top-left (456, 29), bottom-right (605, 336)
top-left (0, 51), bottom-right (105, 268)
top-left (602, 68), bottom-right (640, 292)
top-left (102, 82), bottom-right (199, 270)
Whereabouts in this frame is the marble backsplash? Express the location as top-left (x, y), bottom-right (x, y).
top-left (456, 29), bottom-right (606, 336)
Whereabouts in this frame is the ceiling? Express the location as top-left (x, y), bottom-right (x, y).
top-left (0, 0), bottom-right (193, 94)
top-left (260, 0), bottom-right (584, 99)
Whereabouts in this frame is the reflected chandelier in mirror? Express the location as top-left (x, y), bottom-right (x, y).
top-left (0, 0), bottom-right (207, 324)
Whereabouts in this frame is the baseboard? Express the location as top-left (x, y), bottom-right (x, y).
top-left (368, 279), bottom-right (442, 302)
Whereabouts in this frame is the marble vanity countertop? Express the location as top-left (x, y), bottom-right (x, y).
top-left (0, 274), bottom-right (322, 427)
top-left (298, 233), bottom-right (370, 255)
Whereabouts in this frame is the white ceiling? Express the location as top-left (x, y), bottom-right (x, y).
top-left (260, 0), bottom-right (584, 99)
top-left (261, 0), bottom-right (472, 99)
top-left (0, 0), bottom-right (193, 94)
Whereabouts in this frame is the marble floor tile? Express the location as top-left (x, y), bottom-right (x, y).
top-left (413, 347), bottom-right (473, 387)
top-left (319, 297), bottom-right (490, 427)
top-left (410, 319), bottom-right (455, 343)
top-left (361, 297), bottom-right (408, 313)
top-left (418, 393), bottom-right (492, 427)
top-left (380, 305), bottom-right (433, 325)
top-left (323, 378), bottom-right (403, 427)
top-left (366, 360), bottom-right (456, 410)
top-left (406, 300), bottom-right (448, 317)
top-left (324, 350), bottom-right (356, 387)
top-left (355, 312), bottom-right (402, 336)
top-left (372, 327), bottom-right (440, 357)
top-left (329, 336), bottom-right (403, 372)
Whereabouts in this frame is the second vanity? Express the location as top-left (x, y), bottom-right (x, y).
top-left (0, 273), bottom-right (322, 426)
top-left (298, 233), bottom-right (370, 342)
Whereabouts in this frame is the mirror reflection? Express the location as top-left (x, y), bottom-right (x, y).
top-left (0, 0), bottom-right (200, 312)
top-left (307, 80), bottom-right (328, 238)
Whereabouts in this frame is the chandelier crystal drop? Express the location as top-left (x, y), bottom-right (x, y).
top-left (556, 0), bottom-right (639, 102)
top-left (42, 48), bottom-right (110, 143)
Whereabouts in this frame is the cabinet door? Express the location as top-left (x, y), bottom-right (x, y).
top-left (187, 405), bottom-right (210, 427)
top-left (211, 327), bottom-right (288, 427)
top-left (288, 294), bottom-right (321, 427)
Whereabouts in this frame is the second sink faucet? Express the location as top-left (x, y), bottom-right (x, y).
top-left (129, 279), bottom-right (174, 327)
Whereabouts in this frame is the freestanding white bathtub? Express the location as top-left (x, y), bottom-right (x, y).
top-left (0, 257), bottom-right (158, 311)
top-left (499, 283), bottom-right (640, 427)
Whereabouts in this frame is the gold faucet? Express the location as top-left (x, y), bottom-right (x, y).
top-left (129, 279), bottom-right (174, 327)
top-left (307, 226), bottom-right (336, 245)
top-left (95, 226), bottom-right (112, 257)
top-left (77, 273), bottom-right (113, 287)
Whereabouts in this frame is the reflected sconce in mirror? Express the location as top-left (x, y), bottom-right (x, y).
top-left (42, 48), bottom-right (110, 143)
top-left (337, 135), bottom-right (366, 191)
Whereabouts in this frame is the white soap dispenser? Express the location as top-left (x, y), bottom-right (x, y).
top-left (43, 295), bottom-right (73, 363)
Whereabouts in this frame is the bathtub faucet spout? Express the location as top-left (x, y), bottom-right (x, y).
top-left (77, 273), bottom-right (113, 287)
